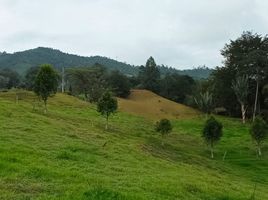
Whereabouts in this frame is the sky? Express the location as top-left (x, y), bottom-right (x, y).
top-left (1, 0), bottom-right (268, 69)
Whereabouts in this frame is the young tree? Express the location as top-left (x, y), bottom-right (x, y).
top-left (34, 64), bottom-right (59, 114)
top-left (250, 116), bottom-right (268, 157)
top-left (97, 91), bottom-right (118, 130)
top-left (155, 119), bottom-right (172, 146)
top-left (202, 116), bottom-right (223, 158)
top-left (232, 75), bottom-right (249, 124)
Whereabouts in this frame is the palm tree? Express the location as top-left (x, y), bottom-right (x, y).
top-left (232, 76), bottom-right (249, 124)
top-left (194, 91), bottom-right (213, 117)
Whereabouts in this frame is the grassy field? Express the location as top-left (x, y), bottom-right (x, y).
top-left (0, 90), bottom-right (267, 200)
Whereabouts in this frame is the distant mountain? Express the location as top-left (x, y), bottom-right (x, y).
top-left (0, 47), bottom-right (213, 78)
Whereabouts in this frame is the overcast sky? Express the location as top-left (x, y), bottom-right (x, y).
top-left (1, 0), bottom-right (268, 69)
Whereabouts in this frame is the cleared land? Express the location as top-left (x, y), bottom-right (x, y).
top-left (118, 89), bottom-right (199, 120)
top-left (0, 90), bottom-right (267, 200)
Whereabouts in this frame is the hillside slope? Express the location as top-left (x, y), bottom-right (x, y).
top-left (0, 47), bottom-right (213, 78)
top-left (0, 47), bottom-right (138, 75)
top-left (118, 90), bottom-right (199, 119)
top-left (0, 90), bottom-right (267, 200)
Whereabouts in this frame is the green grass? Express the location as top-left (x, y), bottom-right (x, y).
top-left (0, 91), bottom-right (267, 200)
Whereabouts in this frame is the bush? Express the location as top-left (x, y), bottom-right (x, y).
top-left (155, 119), bottom-right (172, 145)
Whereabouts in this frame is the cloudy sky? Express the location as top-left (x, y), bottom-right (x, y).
top-left (1, 0), bottom-right (268, 69)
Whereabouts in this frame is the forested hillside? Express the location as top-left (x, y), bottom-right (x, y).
top-left (0, 47), bottom-right (213, 78)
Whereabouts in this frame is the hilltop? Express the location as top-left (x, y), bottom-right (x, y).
top-left (0, 47), bottom-right (213, 78)
top-left (0, 90), bottom-right (267, 199)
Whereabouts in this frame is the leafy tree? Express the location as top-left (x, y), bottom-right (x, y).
top-left (108, 70), bottom-right (130, 98)
top-left (139, 57), bottom-right (160, 93)
top-left (194, 91), bottom-right (213, 116)
top-left (24, 66), bottom-right (41, 90)
top-left (155, 119), bottom-right (172, 145)
top-left (0, 68), bottom-right (21, 89)
top-left (232, 76), bottom-right (249, 123)
top-left (34, 64), bottom-right (59, 113)
top-left (250, 116), bottom-right (268, 157)
top-left (160, 73), bottom-right (195, 103)
top-left (0, 75), bottom-right (9, 89)
top-left (218, 31), bottom-right (268, 119)
top-left (202, 116), bottom-right (223, 158)
top-left (67, 66), bottom-right (107, 102)
top-left (97, 91), bottom-right (118, 130)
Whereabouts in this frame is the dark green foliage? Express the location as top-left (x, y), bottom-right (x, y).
top-left (155, 119), bottom-right (172, 145)
top-left (24, 66), bottom-right (41, 90)
top-left (97, 91), bottom-right (118, 130)
top-left (160, 73), bottom-right (195, 103)
top-left (0, 47), bottom-right (213, 78)
top-left (66, 65), bottom-right (107, 102)
top-left (155, 119), bottom-right (172, 135)
top-left (139, 57), bottom-right (160, 93)
top-left (250, 116), bottom-right (268, 156)
top-left (34, 64), bottom-right (59, 113)
top-left (0, 47), bottom-right (138, 75)
top-left (0, 68), bottom-right (21, 89)
top-left (108, 71), bottom-right (130, 98)
top-left (211, 31), bottom-right (268, 117)
top-left (202, 116), bottom-right (223, 158)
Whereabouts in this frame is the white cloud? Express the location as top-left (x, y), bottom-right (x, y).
top-left (0, 0), bottom-right (268, 69)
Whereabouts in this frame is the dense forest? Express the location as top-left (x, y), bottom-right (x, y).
top-left (0, 47), bottom-right (212, 78)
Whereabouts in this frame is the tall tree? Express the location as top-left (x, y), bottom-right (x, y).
top-left (108, 70), bottom-right (130, 98)
top-left (34, 64), bottom-right (59, 114)
top-left (219, 31), bottom-right (268, 119)
top-left (97, 91), bottom-right (118, 130)
top-left (202, 116), bottom-right (223, 159)
top-left (139, 57), bottom-right (160, 93)
top-left (232, 76), bottom-right (249, 123)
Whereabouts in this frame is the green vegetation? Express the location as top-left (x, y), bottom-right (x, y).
top-left (209, 31), bottom-right (268, 119)
top-left (202, 116), bottom-right (223, 158)
top-left (0, 90), bottom-right (267, 199)
top-left (155, 119), bottom-right (173, 145)
top-left (0, 47), bottom-right (212, 78)
top-left (97, 91), bottom-right (118, 130)
top-left (250, 116), bottom-right (268, 157)
top-left (34, 64), bottom-right (59, 113)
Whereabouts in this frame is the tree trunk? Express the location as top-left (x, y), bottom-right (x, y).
top-left (241, 103), bottom-right (246, 124)
top-left (105, 114), bottom-right (109, 130)
top-left (44, 100), bottom-right (47, 114)
top-left (210, 141), bottom-right (214, 159)
top-left (258, 145), bottom-right (262, 157)
top-left (253, 81), bottom-right (259, 121)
